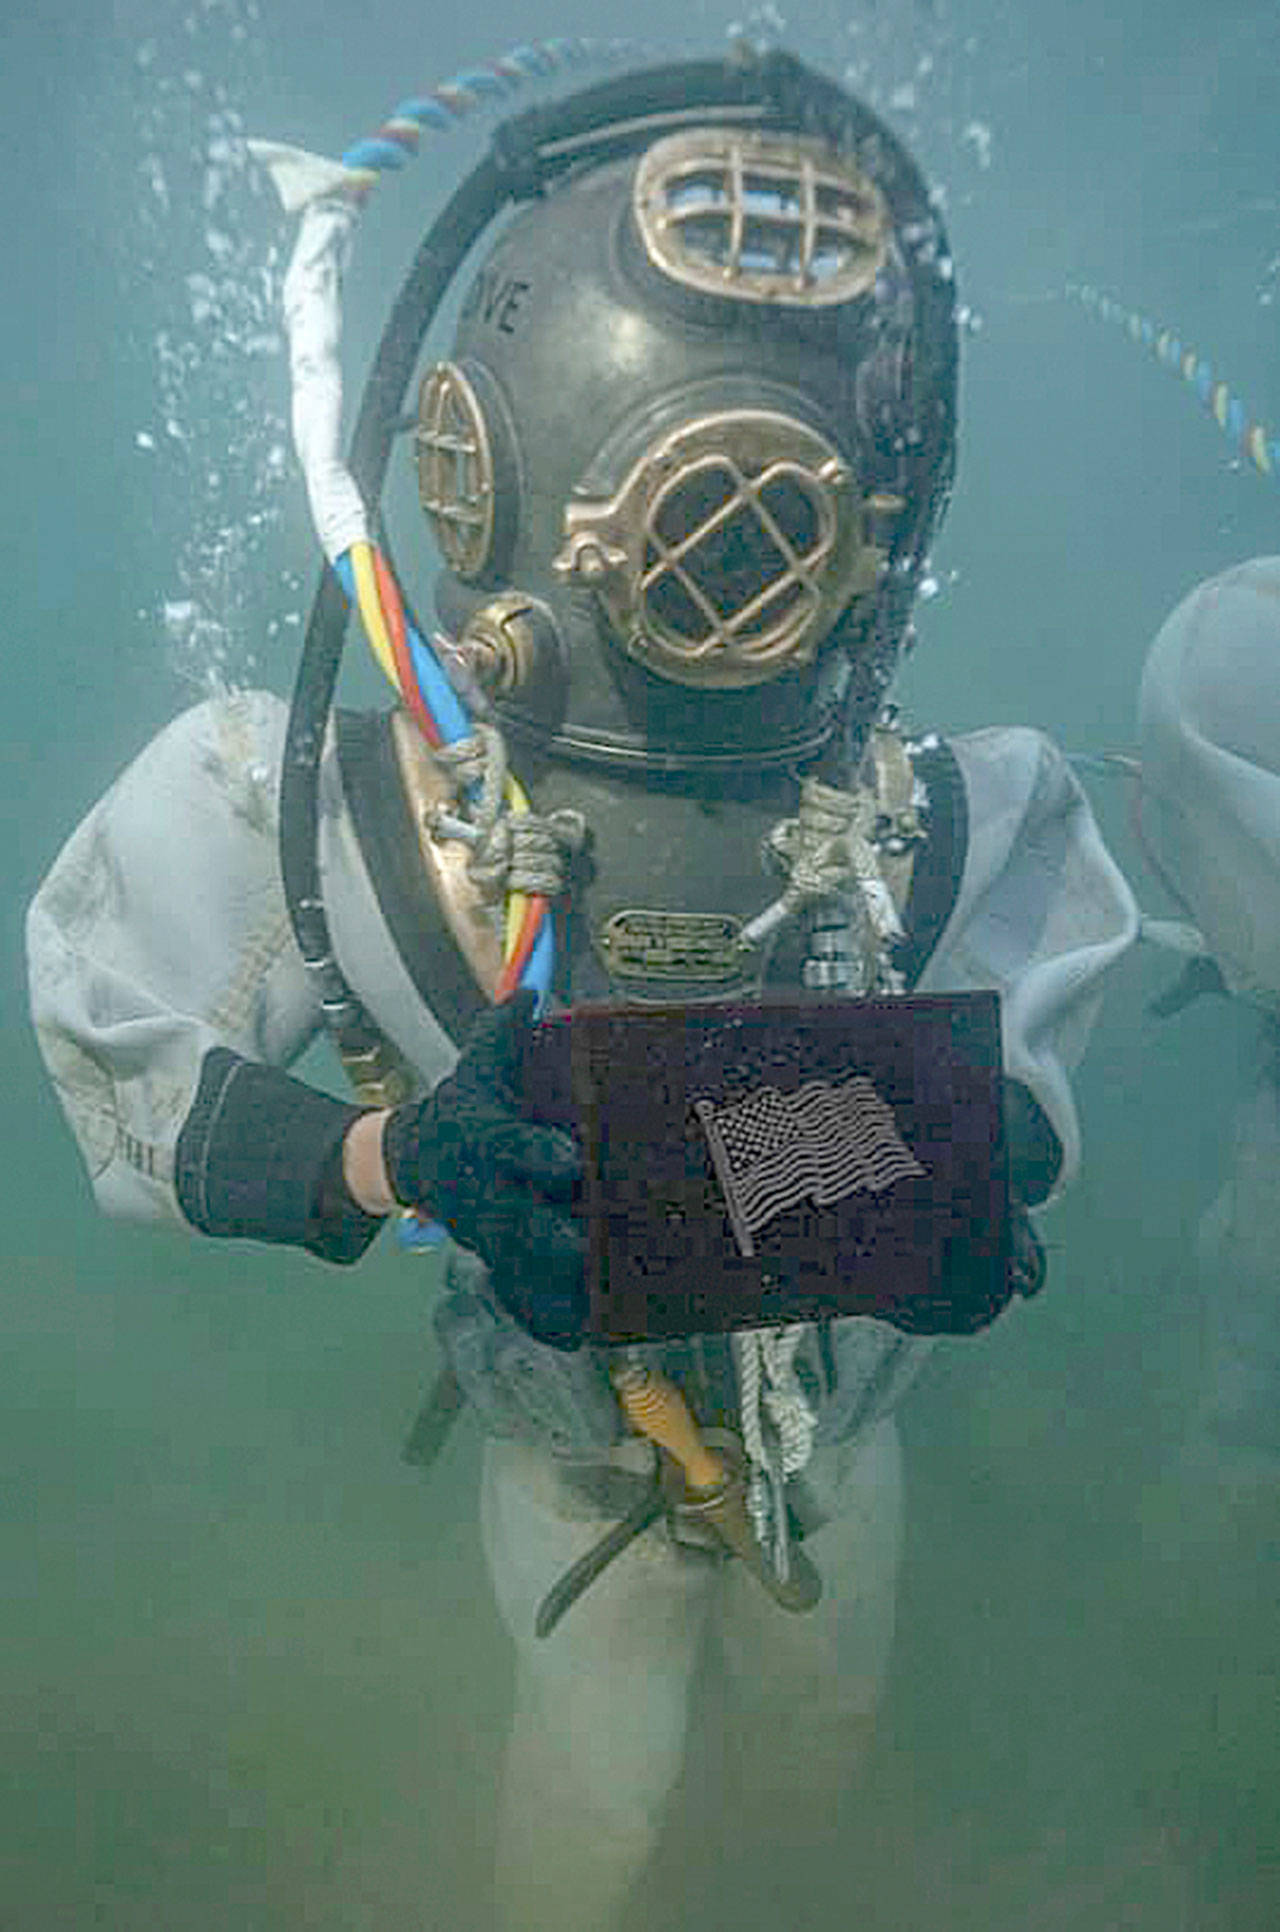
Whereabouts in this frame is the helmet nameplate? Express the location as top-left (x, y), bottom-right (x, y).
top-left (598, 908), bottom-right (749, 983)
top-left (633, 128), bottom-right (890, 308)
top-left (416, 361), bottom-right (497, 580)
top-left (556, 410), bottom-right (893, 689)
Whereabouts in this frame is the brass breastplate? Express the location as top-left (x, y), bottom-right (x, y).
top-left (390, 714), bottom-right (921, 1007)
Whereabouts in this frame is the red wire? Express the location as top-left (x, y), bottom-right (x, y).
top-left (373, 548), bottom-right (440, 748)
top-left (494, 895), bottom-right (548, 1001)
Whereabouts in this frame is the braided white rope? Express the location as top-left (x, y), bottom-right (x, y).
top-left (746, 775), bottom-right (906, 991)
top-left (429, 727), bottom-right (585, 901)
top-left (733, 1324), bottom-right (819, 1576)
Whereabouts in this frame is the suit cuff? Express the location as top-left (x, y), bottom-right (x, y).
top-left (175, 1048), bottom-right (385, 1264)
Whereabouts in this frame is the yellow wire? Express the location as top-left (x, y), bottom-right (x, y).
top-left (350, 541), bottom-right (399, 690)
top-left (503, 775), bottom-right (531, 957)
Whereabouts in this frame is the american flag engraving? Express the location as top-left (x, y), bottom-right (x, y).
top-left (693, 1076), bottom-right (927, 1258)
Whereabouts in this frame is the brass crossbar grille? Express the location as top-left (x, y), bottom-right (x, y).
top-left (641, 457), bottom-right (832, 669)
top-left (634, 129), bottom-right (889, 307)
top-left (416, 362), bottom-right (494, 578)
top-left (556, 409), bottom-right (888, 689)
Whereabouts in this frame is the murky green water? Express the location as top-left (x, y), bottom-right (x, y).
top-left (4, 3), bottom-right (1276, 1925)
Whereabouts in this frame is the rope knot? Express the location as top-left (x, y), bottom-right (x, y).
top-left (426, 724), bottom-right (588, 904)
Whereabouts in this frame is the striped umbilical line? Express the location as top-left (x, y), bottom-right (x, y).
top-left (1070, 283), bottom-right (1279, 484)
top-left (337, 38), bottom-right (643, 185)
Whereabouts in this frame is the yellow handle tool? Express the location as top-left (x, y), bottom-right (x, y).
top-left (610, 1360), bottom-right (821, 1613)
top-left (611, 1359), bottom-right (725, 1491)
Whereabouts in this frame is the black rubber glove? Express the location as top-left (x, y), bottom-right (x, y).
top-left (1004, 1078), bottom-right (1063, 1208)
top-left (1003, 1081), bottom-right (1057, 1301)
top-left (1008, 1206), bottom-right (1047, 1299)
top-left (382, 992), bottom-right (588, 1351)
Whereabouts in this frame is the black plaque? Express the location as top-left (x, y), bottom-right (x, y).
top-left (520, 993), bottom-right (1010, 1341)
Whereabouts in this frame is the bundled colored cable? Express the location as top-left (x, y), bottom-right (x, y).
top-left (257, 40), bottom-right (646, 1005)
top-left (333, 39), bottom-right (641, 195)
top-left (325, 46), bottom-right (652, 996)
top-left (338, 541), bottom-right (550, 1001)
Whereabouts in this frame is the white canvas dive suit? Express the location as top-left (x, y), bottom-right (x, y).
top-left (27, 686), bottom-right (1138, 1928)
top-left (27, 46), bottom-right (1143, 1932)
top-left (1139, 556), bottom-right (1280, 1468)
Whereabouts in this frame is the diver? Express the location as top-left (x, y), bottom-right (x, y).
top-left (1137, 557), bottom-right (1280, 1487)
top-left (26, 48), bottom-right (1139, 1931)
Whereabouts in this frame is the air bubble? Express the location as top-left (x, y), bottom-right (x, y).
top-left (961, 121), bottom-right (994, 171)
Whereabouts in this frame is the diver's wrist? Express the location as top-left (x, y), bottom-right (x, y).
top-left (342, 1109), bottom-right (396, 1215)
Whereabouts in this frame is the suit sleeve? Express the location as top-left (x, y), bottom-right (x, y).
top-left (918, 726), bottom-right (1140, 1196)
top-left (26, 689), bottom-right (326, 1230)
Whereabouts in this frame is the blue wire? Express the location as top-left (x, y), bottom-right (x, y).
top-left (525, 919), bottom-right (554, 1009)
top-left (404, 618), bottom-right (470, 744)
top-left (333, 551), bottom-right (465, 741)
top-left (333, 551), bottom-right (356, 600)
top-left (396, 1211), bottom-right (449, 1250)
